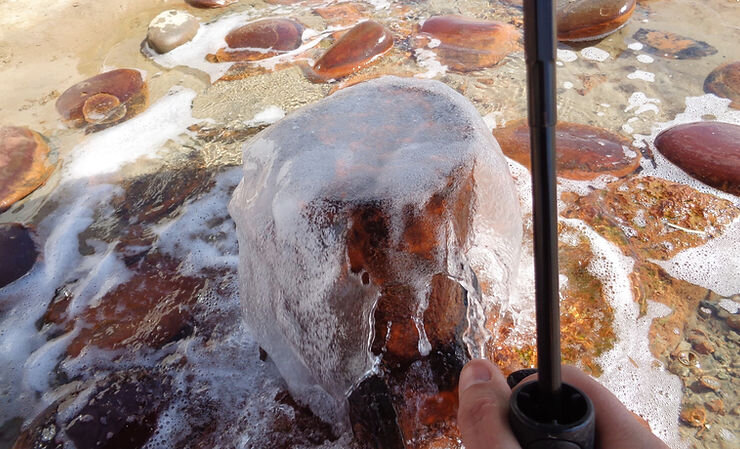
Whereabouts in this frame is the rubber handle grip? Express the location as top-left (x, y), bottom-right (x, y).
top-left (508, 372), bottom-right (595, 449)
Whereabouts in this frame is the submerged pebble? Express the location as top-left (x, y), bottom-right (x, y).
top-left (0, 126), bottom-right (54, 212)
top-left (210, 18), bottom-right (304, 62)
top-left (55, 69), bottom-right (148, 130)
top-left (704, 61), bottom-right (740, 109)
top-left (417, 15), bottom-right (520, 72)
top-left (146, 9), bottom-right (200, 54)
top-left (557, 0), bottom-right (636, 42)
top-left (310, 20), bottom-right (393, 82)
top-left (493, 120), bottom-right (640, 180)
top-left (632, 28), bottom-right (718, 59)
top-left (0, 223), bottom-right (37, 289)
top-left (654, 122), bottom-right (740, 195)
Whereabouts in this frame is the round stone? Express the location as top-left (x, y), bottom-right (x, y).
top-left (211, 18), bottom-right (304, 62)
top-left (654, 122), bottom-right (740, 195)
top-left (417, 15), bottom-right (520, 71)
top-left (0, 126), bottom-right (54, 212)
top-left (0, 223), bottom-right (38, 288)
top-left (146, 9), bottom-right (199, 54)
top-left (493, 120), bottom-right (641, 180)
top-left (704, 61), bottom-right (740, 109)
top-left (557, 0), bottom-right (636, 42)
top-left (311, 20), bottom-right (393, 82)
top-left (56, 69), bottom-right (148, 129)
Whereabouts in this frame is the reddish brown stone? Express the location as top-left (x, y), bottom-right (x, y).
top-left (186, 0), bottom-right (236, 7)
top-left (314, 3), bottom-right (367, 27)
top-left (557, 0), bottom-right (636, 42)
top-left (210, 19), bottom-right (304, 63)
top-left (493, 120), bottom-right (640, 180)
top-left (0, 126), bottom-right (54, 212)
top-left (55, 69), bottom-right (148, 130)
top-left (0, 223), bottom-right (37, 288)
top-left (65, 253), bottom-right (204, 357)
top-left (309, 21), bottom-right (393, 82)
top-left (632, 28), bottom-right (717, 59)
top-left (417, 15), bottom-right (520, 72)
top-left (654, 122), bottom-right (740, 195)
top-left (688, 332), bottom-right (715, 354)
top-left (704, 62), bottom-right (740, 109)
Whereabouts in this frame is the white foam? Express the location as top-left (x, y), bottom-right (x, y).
top-left (636, 54), bottom-right (654, 64)
top-left (624, 91), bottom-right (660, 115)
top-left (557, 49), bottom-right (578, 63)
top-left (414, 47), bottom-right (448, 79)
top-left (627, 70), bottom-right (655, 82)
top-left (149, 9), bottom-right (196, 30)
top-left (245, 105), bottom-right (285, 127)
top-left (628, 42), bottom-right (644, 51)
top-left (563, 81), bottom-right (574, 89)
top-left (66, 88), bottom-right (200, 180)
top-left (580, 47), bottom-right (610, 62)
top-left (719, 298), bottom-right (739, 314)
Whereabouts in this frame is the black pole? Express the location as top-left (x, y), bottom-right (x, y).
top-left (523, 0), bottom-right (561, 419)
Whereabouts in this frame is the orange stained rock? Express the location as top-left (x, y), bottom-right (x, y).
top-left (314, 2), bottom-right (367, 26)
top-left (211, 19), bottom-right (304, 63)
top-left (493, 120), bottom-right (640, 180)
top-left (55, 69), bottom-right (148, 129)
top-left (632, 28), bottom-right (717, 59)
top-left (186, 0), bottom-right (237, 7)
top-left (418, 15), bottom-right (520, 71)
top-left (0, 126), bottom-right (54, 212)
top-left (704, 61), bottom-right (740, 109)
top-left (310, 20), bottom-right (393, 82)
top-left (557, 0), bottom-right (636, 42)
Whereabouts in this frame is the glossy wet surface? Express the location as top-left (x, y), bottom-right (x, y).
top-left (1, 1), bottom-right (739, 449)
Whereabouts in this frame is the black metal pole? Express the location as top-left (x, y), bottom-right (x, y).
top-left (523, 0), bottom-right (561, 419)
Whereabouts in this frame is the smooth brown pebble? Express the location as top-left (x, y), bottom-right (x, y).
top-left (654, 122), bottom-right (740, 195)
top-left (704, 61), bottom-right (740, 109)
top-left (212, 18), bottom-right (304, 62)
top-left (557, 0), bottom-right (636, 41)
top-left (146, 9), bottom-right (199, 54)
top-left (0, 126), bottom-right (54, 212)
top-left (311, 20), bottom-right (393, 81)
top-left (493, 120), bottom-right (640, 180)
top-left (418, 15), bottom-right (519, 71)
top-left (727, 314), bottom-right (740, 331)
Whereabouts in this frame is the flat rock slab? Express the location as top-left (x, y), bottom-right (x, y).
top-left (0, 126), bottom-right (54, 212)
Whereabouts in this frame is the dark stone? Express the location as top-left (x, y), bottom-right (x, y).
top-left (632, 28), bottom-right (718, 59)
top-left (0, 223), bottom-right (38, 288)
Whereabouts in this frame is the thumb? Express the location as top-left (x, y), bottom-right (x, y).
top-left (457, 359), bottom-right (521, 449)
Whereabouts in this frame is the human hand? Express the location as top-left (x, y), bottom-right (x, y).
top-left (456, 359), bottom-right (670, 449)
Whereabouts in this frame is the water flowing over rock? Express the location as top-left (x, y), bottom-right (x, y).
top-left (186, 0), bottom-right (237, 7)
top-left (55, 69), bottom-right (148, 131)
top-left (228, 76), bottom-right (521, 446)
top-left (417, 15), bottom-right (520, 72)
top-left (146, 10), bottom-right (200, 54)
top-left (704, 61), bottom-right (740, 109)
top-left (556, 0), bottom-right (636, 42)
top-left (309, 21), bottom-right (393, 82)
top-left (0, 224), bottom-right (37, 289)
top-left (493, 120), bottom-right (640, 180)
top-left (0, 126), bottom-right (54, 212)
top-left (210, 19), bottom-right (304, 62)
top-left (654, 122), bottom-right (740, 195)
top-left (632, 28), bottom-right (718, 59)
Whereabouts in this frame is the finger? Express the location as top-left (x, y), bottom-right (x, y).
top-left (457, 359), bottom-right (521, 449)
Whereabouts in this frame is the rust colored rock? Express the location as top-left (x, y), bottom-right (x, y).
top-left (679, 405), bottom-right (706, 427)
top-left (65, 253), bottom-right (204, 357)
top-left (211, 19), bottom-right (304, 62)
top-left (55, 69), bottom-right (148, 130)
top-left (654, 122), bottom-right (740, 195)
top-left (704, 61), bottom-right (740, 109)
top-left (0, 126), bottom-right (54, 212)
top-left (310, 20), bottom-right (393, 81)
top-left (632, 28), bottom-right (717, 59)
top-left (186, 0), bottom-right (236, 7)
top-left (314, 2), bottom-right (367, 26)
top-left (493, 120), bottom-right (640, 180)
top-left (557, 0), bottom-right (636, 42)
top-left (0, 223), bottom-right (37, 288)
top-left (688, 332), bottom-right (715, 354)
top-left (417, 15), bottom-right (520, 72)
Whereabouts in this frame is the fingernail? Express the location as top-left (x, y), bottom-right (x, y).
top-left (459, 360), bottom-right (492, 392)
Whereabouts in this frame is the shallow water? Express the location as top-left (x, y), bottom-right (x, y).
top-left (1, 0), bottom-right (739, 448)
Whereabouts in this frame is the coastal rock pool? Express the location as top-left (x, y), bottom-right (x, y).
top-left (0, 1), bottom-right (738, 448)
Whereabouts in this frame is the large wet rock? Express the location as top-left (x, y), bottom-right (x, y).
top-left (56, 69), bottom-right (148, 131)
top-left (417, 15), bottom-right (520, 71)
top-left (654, 122), bottom-right (740, 195)
top-left (228, 76), bottom-right (521, 447)
top-left (146, 10), bottom-right (199, 54)
top-left (0, 126), bottom-right (54, 212)
top-left (0, 223), bottom-right (37, 288)
top-left (210, 19), bottom-right (304, 62)
top-left (309, 21), bottom-right (393, 82)
top-left (704, 61), bottom-right (740, 109)
top-left (557, 0), bottom-right (636, 42)
top-left (493, 120), bottom-right (641, 180)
